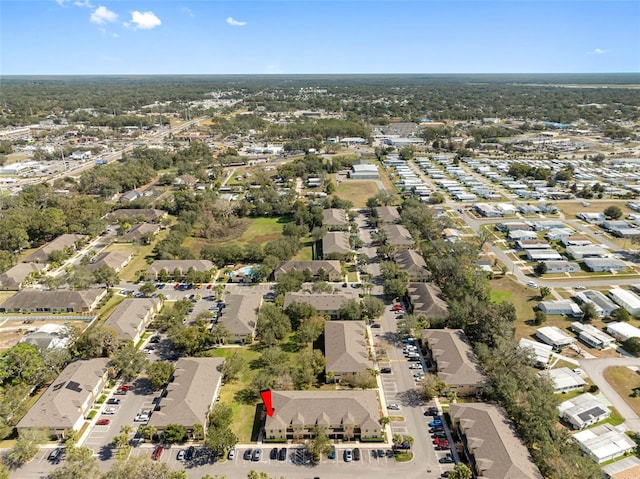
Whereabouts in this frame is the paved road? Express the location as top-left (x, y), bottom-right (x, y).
top-left (579, 357), bottom-right (640, 433)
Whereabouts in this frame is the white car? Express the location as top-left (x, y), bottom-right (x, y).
top-left (387, 403), bottom-right (400, 410)
top-left (103, 407), bottom-right (118, 415)
top-left (409, 363), bottom-right (423, 369)
top-left (526, 281), bottom-right (539, 288)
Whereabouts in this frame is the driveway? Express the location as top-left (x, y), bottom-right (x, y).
top-left (579, 357), bottom-right (640, 433)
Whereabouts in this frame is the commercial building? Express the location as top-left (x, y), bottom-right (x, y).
top-left (17, 358), bottom-right (110, 439)
top-left (422, 329), bottom-right (487, 397)
top-left (558, 393), bottom-right (610, 430)
top-left (263, 390), bottom-right (382, 442)
top-left (348, 162), bottom-right (379, 179)
top-left (449, 403), bottom-right (543, 479)
top-left (535, 326), bottom-right (577, 349)
top-left (324, 321), bottom-right (371, 383)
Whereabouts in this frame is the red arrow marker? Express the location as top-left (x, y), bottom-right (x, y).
top-left (260, 389), bottom-right (274, 417)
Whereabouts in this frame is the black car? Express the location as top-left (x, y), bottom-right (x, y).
top-left (380, 367), bottom-right (392, 373)
top-left (429, 427), bottom-right (444, 433)
top-left (353, 447), bottom-right (360, 461)
top-left (185, 446), bottom-right (195, 461)
top-left (106, 398), bottom-right (121, 405)
top-left (48, 448), bottom-right (63, 461)
top-left (278, 447), bottom-right (287, 461)
top-left (439, 455), bottom-right (455, 464)
top-left (243, 449), bottom-right (253, 460)
top-left (149, 336), bottom-right (161, 343)
top-left (270, 447), bottom-right (278, 460)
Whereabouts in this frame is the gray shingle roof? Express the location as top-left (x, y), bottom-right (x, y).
top-left (17, 358), bottom-right (109, 430)
top-left (0, 288), bottom-right (106, 312)
top-left (149, 357), bottom-right (224, 429)
top-left (218, 294), bottom-right (262, 337)
top-left (374, 206), bottom-right (400, 224)
top-left (322, 232), bottom-right (351, 256)
top-left (393, 250), bottom-right (430, 279)
top-left (408, 282), bottom-right (449, 318)
top-left (146, 260), bottom-right (215, 276)
top-left (0, 263), bottom-right (46, 289)
top-left (322, 208), bottom-right (348, 227)
top-left (450, 403), bottom-right (543, 479)
top-left (87, 251), bottom-right (131, 272)
top-left (283, 292), bottom-right (358, 313)
top-left (274, 260), bottom-right (341, 279)
top-left (325, 321), bottom-right (371, 375)
top-left (381, 224), bottom-right (414, 246)
top-left (119, 223), bottom-right (160, 242)
top-left (24, 234), bottom-right (86, 263)
top-left (103, 297), bottom-right (161, 341)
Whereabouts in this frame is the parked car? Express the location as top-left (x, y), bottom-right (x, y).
top-left (380, 367), bottom-right (392, 373)
top-left (152, 445), bottom-right (163, 460)
top-left (344, 449), bottom-right (353, 462)
top-left (96, 419), bottom-right (110, 426)
top-left (252, 448), bottom-right (262, 462)
top-left (353, 447), bottom-right (360, 461)
top-left (429, 426), bottom-right (444, 433)
top-left (243, 449), bottom-right (253, 460)
top-left (409, 364), bottom-right (423, 370)
top-left (118, 385), bottom-right (131, 391)
top-left (185, 446), bottom-right (195, 461)
top-left (228, 448), bottom-right (236, 460)
top-left (429, 419), bottom-right (443, 427)
top-left (270, 448), bottom-right (278, 460)
top-left (439, 455), bottom-right (455, 464)
top-left (387, 403), bottom-right (400, 410)
top-left (177, 450), bottom-right (185, 461)
top-left (48, 448), bottom-right (63, 461)
top-left (149, 336), bottom-right (161, 343)
top-left (106, 398), bottom-right (121, 405)
top-left (328, 445), bottom-right (336, 459)
top-left (278, 447), bottom-right (287, 461)
top-left (391, 304), bottom-right (403, 311)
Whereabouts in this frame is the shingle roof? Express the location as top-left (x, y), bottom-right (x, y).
top-left (0, 263), bottom-right (46, 289)
top-left (0, 288), bottom-right (105, 312)
top-left (325, 321), bottom-right (371, 374)
top-left (17, 358), bottom-right (110, 430)
top-left (265, 390), bottom-right (380, 433)
top-left (107, 208), bottom-right (167, 222)
top-left (450, 403), bottom-right (543, 479)
top-left (422, 329), bottom-right (487, 388)
top-left (24, 234), bottom-right (86, 263)
top-left (146, 260), bottom-right (215, 276)
top-left (149, 357), bottom-right (224, 428)
top-left (274, 260), bottom-right (341, 278)
top-left (283, 292), bottom-right (358, 313)
top-left (382, 224), bottom-right (414, 246)
top-left (87, 251), bottom-right (131, 272)
top-left (408, 282), bottom-right (449, 318)
top-left (393, 250), bottom-right (430, 279)
top-left (374, 206), bottom-right (400, 224)
top-left (119, 223), bottom-right (160, 242)
top-left (322, 232), bottom-right (351, 255)
top-left (103, 298), bottom-right (161, 341)
top-left (218, 294), bottom-right (262, 337)
top-left (322, 208), bottom-right (348, 227)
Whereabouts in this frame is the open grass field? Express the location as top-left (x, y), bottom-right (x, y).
top-left (555, 200), bottom-right (634, 219)
top-left (235, 217), bottom-right (286, 245)
top-left (603, 366), bottom-right (640, 417)
top-left (334, 180), bottom-right (381, 208)
top-left (293, 236), bottom-right (315, 261)
top-left (109, 229), bottom-right (170, 282)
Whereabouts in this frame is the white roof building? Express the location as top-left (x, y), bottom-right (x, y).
top-left (535, 326), bottom-right (577, 348)
top-left (606, 321), bottom-right (640, 342)
top-left (558, 393), bottom-right (610, 429)
top-left (570, 322), bottom-right (616, 349)
top-left (575, 290), bottom-right (618, 317)
top-left (573, 423), bottom-right (636, 463)
top-left (543, 367), bottom-right (586, 394)
top-left (518, 338), bottom-right (552, 368)
top-left (538, 300), bottom-right (583, 317)
top-left (609, 288), bottom-right (640, 315)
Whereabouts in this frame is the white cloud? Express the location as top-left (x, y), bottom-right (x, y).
top-left (590, 48), bottom-right (607, 55)
top-left (73, 0), bottom-right (93, 8)
top-left (181, 6), bottom-right (195, 18)
top-left (226, 16), bottom-right (247, 27)
top-left (126, 10), bottom-right (162, 30)
top-left (55, 0), bottom-right (69, 6)
top-left (90, 6), bottom-right (117, 25)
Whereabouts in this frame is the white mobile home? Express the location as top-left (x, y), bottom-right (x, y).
top-left (608, 288), bottom-right (640, 315)
top-left (535, 326), bottom-right (576, 349)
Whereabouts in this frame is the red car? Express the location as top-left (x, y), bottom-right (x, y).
top-left (433, 437), bottom-right (449, 446)
top-left (206, 284), bottom-right (213, 289)
top-left (96, 418), bottom-right (110, 426)
top-left (153, 445), bottom-right (163, 460)
top-left (391, 304), bottom-right (403, 311)
top-left (118, 385), bottom-right (131, 391)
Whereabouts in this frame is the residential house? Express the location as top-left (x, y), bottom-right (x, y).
top-left (322, 208), bottom-right (349, 230)
top-left (575, 290), bottom-right (618, 317)
top-left (0, 288), bottom-right (106, 313)
top-left (218, 294), bottom-right (262, 344)
top-left (474, 203), bottom-right (503, 217)
top-left (559, 393), bottom-right (611, 430)
top-left (24, 234), bottom-right (87, 263)
top-left (449, 403), bottom-right (543, 479)
top-left (516, 240), bottom-right (551, 250)
top-left (107, 208), bottom-right (168, 223)
top-left (538, 300), bottom-right (583, 317)
top-left (583, 258), bottom-right (627, 272)
top-left (543, 367), bottom-right (586, 394)
top-left (322, 232), bottom-right (351, 259)
top-left (324, 321), bottom-right (371, 383)
top-left (606, 321), bottom-right (640, 342)
top-left (508, 230), bottom-right (539, 241)
top-left (442, 228), bottom-right (463, 242)
top-left (560, 235), bottom-right (592, 247)
top-left (535, 326), bottom-right (576, 349)
top-left (381, 224), bottom-right (414, 249)
top-left (87, 251), bottom-right (132, 273)
top-left (145, 260), bottom-right (215, 281)
top-left (422, 329), bottom-right (487, 397)
top-left (609, 288), bottom-right (640, 315)
top-left (148, 357), bottom-right (224, 437)
top-left (0, 263), bottom-right (46, 290)
top-left (263, 390), bottom-right (382, 441)
top-left (571, 322), bottom-right (615, 349)
top-left (393, 250), bottom-right (430, 282)
top-left (17, 358), bottom-right (110, 439)
top-left (573, 424), bottom-right (636, 463)
top-left (283, 291), bottom-right (358, 319)
top-left (374, 206), bottom-right (400, 224)
top-left (577, 212), bottom-right (605, 223)
top-left (117, 223), bottom-right (160, 243)
top-left (406, 282), bottom-right (449, 319)
top-left (542, 261), bottom-right (580, 273)
top-left (566, 245), bottom-right (608, 259)
top-left (546, 228), bottom-right (575, 240)
top-left (603, 456), bottom-right (640, 479)
top-left (518, 338), bottom-right (552, 368)
top-left (104, 298), bottom-right (162, 343)
top-left (526, 249), bottom-right (563, 262)
top-left (274, 260), bottom-right (341, 282)
top-left (119, 189), bottom-right (142, 203)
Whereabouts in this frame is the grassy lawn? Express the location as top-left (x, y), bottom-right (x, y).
top-left (555, 200), bottom-right (633, 219)
top-left (109, 229), bottom-right (170, 282)
top-left (237, 217), bottom-right (287, 245)
top-left (603, 366), bottom-right (640, 417)
top-left (333, 180), bottom-right (381, 208)
top-left (293, 236), bottom-right (315, 261)
top-left (489, 276), bottom-right (539, 334)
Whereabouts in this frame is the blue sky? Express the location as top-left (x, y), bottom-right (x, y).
top-left (1, 1), bottom-right (639, 75)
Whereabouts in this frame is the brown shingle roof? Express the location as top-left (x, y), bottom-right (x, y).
top-left (24, 234), bottom-right (86, 263)
top-left (322, 232), bottom-right (351, 255)
top-left (274, 260), bottom-right (341, 279)
top-left (325, 321), bottom-right (371, 375)
top-left (393, 250), bottom-right (430, 279)
top-left (0, 288), bottom-right (106, 312)
top-left (218, 294), bottom-right (262, 337)
top-left (0, 263), bottom-right (46, 289)
top-left (322, 208), bottom-right (348, 227)
top-left (375, 206), bottom-right (400, 224)
top-left (407, 282), bottom-right (449, 318)
top-left (103, 298), bottom-right (161, 341)
top-left (283, 292), bottom-right (358, 313)
top-left (87, 251), bottom-right (131, 272)
top-left (382, 224), bottom-right (414, 246)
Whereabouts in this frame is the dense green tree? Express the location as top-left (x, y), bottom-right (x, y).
top-left (339, 299), bottom-right (362, 320)
top-left (580, 302), bottom-right (598, 323)
top-left (93, 266), bottom-right (120, 288)
top-left (361, 296), bottom-right (385, 319)
top-left (604, 205), bottom-right (623, 219)
top-left (71, 325), bottom-right (119, 358)
top-left (110, 342), bottom-right (148, 380)
top-left (0, 342), bottom-right (47, 386)
top-left (146, 361), bottom-right (175, 390)
top-left (610, 307), bottom-right (631, 322)
top-left (623, 337), bottom-right (640, 356)
top-left (163, 424), bottom-right (186, 444)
